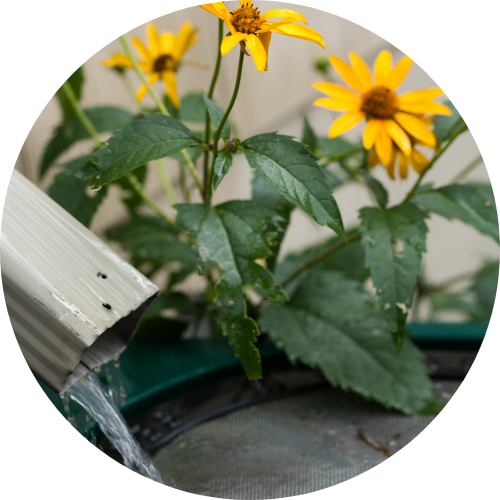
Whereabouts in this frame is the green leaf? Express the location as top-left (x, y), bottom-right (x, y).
top-left (242, 133), bottom-right (347, 241)
top-left (202, 91), bottom-right (230, 140)
top-left (55, 66), bottom-right (84, 121)
top-left (48, 155), bottom-right (107, 228)
top-left (471, 260), bottom-right (499, 319)
top-left (317, 136), bottom-right (363, 161)
top-left (259, 270), bottom-right (432, 414)
top-left (76, 113), bottom-right (202, 188)
top-left (413, 183), bottom-right (498, 242)
top-left (114, 165), bottom-right (148, 214)
top-left (301, 116), bottom-right (317, 154)
top-left (361, 172), bottom-right (388, 208)
top-left (179, 92), bottom-right (207, 124)
top-left (324, 169), bottom-right (343, 190)
top-left (359, 204), bottom-right (428, 346)
top-left (213, 150), bottom-right (233, 190)
top-left (175, 201), bottom-right (288, 379)
top-left (105, 214), bottom-right (197, 286)
top-left (434, 100), bottom-right (467, 147)
top-left (40, 106), bottom-right (134, 178)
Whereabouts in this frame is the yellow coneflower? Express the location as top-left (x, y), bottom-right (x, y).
top-left (199, 1), bottom-right (324, 72)
top-left (312, 51), bottom-right (451, 174)
top-left (103, 22), bottom-right (198, 108)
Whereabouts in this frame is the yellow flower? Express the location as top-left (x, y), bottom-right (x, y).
top-left (312, 51), bottom-right (451, 170)
top-left (367, 116), bottom-right (434, 179)
top-left (199, 1), bottom-right (324, 72)
top-left (103, 22), bottom-right (198, 108)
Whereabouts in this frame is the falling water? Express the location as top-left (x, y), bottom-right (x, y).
top-left (67, 371), bottom-right (165, 484)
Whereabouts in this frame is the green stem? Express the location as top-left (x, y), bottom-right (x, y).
top-left (178, 163), bottom-right (190, 202)
top-left (154, 159), bottom-right (177, 206)
top-left (451, 154), bottom-right (483, 183)
top-left (281, 232), bottom-right (362, 287)
top-left (120, 35), bottom-right (203, 198)
top-left (127, 173), bottom-right (174, 224)
top-left (403, 123), bottom-right (468, 202)
top-left (207, 50), bottom-right (245, 204)
top-left (61, 82), bottom-right (101, 147)
top-left (203, 19), bottom-right (224, 201)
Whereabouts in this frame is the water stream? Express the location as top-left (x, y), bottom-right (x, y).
top-left (67, 371), bottom-right (165, 484)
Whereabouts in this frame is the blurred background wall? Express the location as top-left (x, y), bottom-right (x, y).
top-left (14, 2), bottom-right (497, 318)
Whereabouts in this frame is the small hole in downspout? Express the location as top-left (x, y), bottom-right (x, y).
top-left (97, 272), bottom-right (108, 279)
top-left (102, 303), bottom-right (112, 310)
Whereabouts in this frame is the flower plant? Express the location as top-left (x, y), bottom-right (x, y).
top-left (42, 3), bottom-right (498, 416)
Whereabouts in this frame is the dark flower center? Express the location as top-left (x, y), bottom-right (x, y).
top-left (361, 86), bottom-right (399, 119)
top-left (153, 54), bottom-right (175, 73)
top-left (230, 3), bottom-right (263, 34)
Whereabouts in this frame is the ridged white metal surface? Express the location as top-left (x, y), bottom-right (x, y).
top-left (1, 171), bottom-right (158, 394)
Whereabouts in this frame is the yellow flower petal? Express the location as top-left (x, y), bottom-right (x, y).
top-left (163, 71), bottom-right (180, 108)
top-left (394, 112), bottom-right (436, 147)
top-left (398, 153), bottom-right (409, 179)
top-left (374, 50), bottom-right (392, 86)
top-left (102, 54), bottom-right (134, 68)
top-left (398, 88), bottom-right (444, 103)
top-left (328, 55), bottom-right (364, 94)
top-left (220, 33), bottom-right (246, 56)
top-left (387, 148), bottom-right (397, 180)
top-left (257, 31), bottom-right (272, 71)
top-left (173, 22), bottom-right (198, 60)
top-left (244, 34), bottom-right (267, 72)
top-left (384, 119), bottom-right (412, 156)
top-left (314, 97), bottom-right (361, 112)
top-left (375, 125), bottom-right (393, 167)
top-left (148, 25), bottom-right (161, 58)
top-left (363, 119), bottom-right (382, 149)
top-left (367, 149), bottom-right (379, 168)
top-left (199, 3), bottom-right (229, 20)
top-left (271, 24), bottom-right (325, 48)
top-left (327, 111), bottom-right (365, 138)
top-left (410, 149), bottom-right (429, 174)
top-left (160, 33), bottom-right (175, 56)
top-left (399, 101), bottom-right (452, 115)
top-left (311, 82), bottom-right (361, 102)
top-left (259, 17), bottom-right (298, 33)
top-left (261, 9), bottom-right (307, 24)
top-left (386, 56), bottom-right (412, 90)
top-left (349, 52), bottom-right (373, 92)
top-left (132, 37), bottom-right (151, 61)
top-left (136, 73), bottom-right (159, 102)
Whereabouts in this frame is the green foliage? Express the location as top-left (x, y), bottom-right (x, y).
top-left (242, 133), bottom-right (347, 241)
top-left (105, 214), bottom-right (197, 286)
top-left (213, 150), bottom-right (233, 190)
top-left (360, 204), bottom-right (428, 347)
top-left (179, 92), bottom-right (207, 124)
top-left (434, 100), bottom-right (467, 147)
top-left (40, 106), bottom-right (134, 178)
top-left (202, 91), bottom-right (230, 140)
top-left (175, 201), bottom-right (288, 379)
top-left (317, 136), bottom-right (362, 161)
top-left (259, 270), bottom-right (433, 414)
top-left (301, 116), bottom-right (317, 154)
top-left (361, 172), bottom-right (388, 209)
top-left (114, 165), bottom-right (148, 214)
top-left (48, 155), bottom-right (107, 228)
top-left (55, 66), bottom-right (85, 121)
top-left (413, 183), bottom-right (498, 242)
top-left (472, 260), bottom-right (499, 318)
top-left (76, 113), bottom-right (203, 188)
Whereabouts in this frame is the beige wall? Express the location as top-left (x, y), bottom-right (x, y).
top-left (15, 3), bottom-right (498, 317)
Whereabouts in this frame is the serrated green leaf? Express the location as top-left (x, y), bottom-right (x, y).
top-left (76, 113), bottom-right (202, 188)
top-left (359, 204), bottom-right (428, 346)
top-left (259, 270), bottom-right (432, 414)
top-left (213, 150), bottom-right (233, 190)
top-left (242, 133), bottom-right (347, 241)
top-left (105, 214), bottom-right (197, 286)
top-left (48, 155), bottom-right (107, 228)
top-left (361, 172), bottom-right (388, 208)
top-left (301, 116), bottom-right (317, 154)
top-left (434, 100), bottom-right (467, 147)
top-left (40, 106), bottom-right (134, 178)
top-left (413, 183), bottom-right (499, 242)
top-left (175, 201), bottom-right (288, 379)
top-left (55, 66), bottom-right (84, 121)
top-left (202, 91), bottom-right (230, 140)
